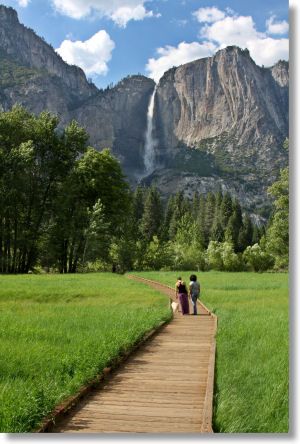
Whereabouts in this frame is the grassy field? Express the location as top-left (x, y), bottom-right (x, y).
top-left (134, 271), bottom-right (289, 433)
top-left (0, 273), bottom-right (171, 433)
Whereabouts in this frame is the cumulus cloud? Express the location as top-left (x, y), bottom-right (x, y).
top-left (51, 0), bottom-right (157, 27)
top-left (199, 15), bottom-right (265, 48)
top-left (111, 5), bottom-right (158, 28)
top-left (196, 7), bottom-right (288, 67)
top-left (17, 0), bottom-right (30, 6)
top-left (193, 6), bottom-right (225, 24)
top-left (266, 15), bottom-right (289, 35)
top-left (146, 7), bottom-right (288, 83)
top-left (56, 30), bottom-right (115, 76)
top-left (146, 41), bottom-right (216, 82)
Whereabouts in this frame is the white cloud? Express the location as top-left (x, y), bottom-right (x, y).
top-left (246, 38), bottom-right (289, 66)
top-left (200, 15), bottom-right (264, 48)
top-left (56, 30), bottom-right (115, 76)
top-left (146, 41), bottom-right (216, 82)
top-left (147, 8), bottom-right (289, 83)
top-left (198, 10), bottom-right (288, 67)
top-left (193, 6), bottom-right (225, 24)
top-left (111, 5), bottom-right (158, 28)
top-left (17, 0), bottom-right (30, 6)
top-left (51, 0), bottom-right (157, 27)
top-left (266, 15), bottom-right (289, 35)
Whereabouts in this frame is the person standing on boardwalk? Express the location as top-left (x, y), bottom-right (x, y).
top-left (175, 277), bottom-right (189, 315)
top-left (189, 274), bottom-right (200, 315)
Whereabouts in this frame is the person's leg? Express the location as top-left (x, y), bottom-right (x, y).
top-left (178, 294), bottom-right (184, 314)
top-left (192, 295), bottom-right (197, 315)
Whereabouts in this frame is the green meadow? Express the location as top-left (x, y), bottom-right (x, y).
top-left (135, 271), bottom-right (289, 433)
top-left (0, 273), bottom-right (171, 432)
top-left (0, 271), bottom-right (288, 433)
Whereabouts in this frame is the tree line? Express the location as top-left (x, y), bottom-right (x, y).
top-left (0, 107), bottom-right (288, 274)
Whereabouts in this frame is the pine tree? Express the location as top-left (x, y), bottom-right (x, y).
top-left (220, 192), bottom-right (233, 228)
top-left (197, 194), bottom-right (207, 246)
top-left (168, 191), bottom-right (185, 239)
top-left (224, 199), bottom-right (243, 251)
top-left (161, 195), bottom-right (175, 241)
top-left (133, 186), bottom-right (145, 224)
top-left (192, 191), bottom-right (200, 219)
top-left (238, 214), bottom-right (253, 252)
top-left (140, 187), bottom-right (163, 242)
top-left (204, 192), bottom-right (216, 243)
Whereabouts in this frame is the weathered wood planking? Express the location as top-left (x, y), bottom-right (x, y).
top-left (52, 276), bottom-right (217, 433)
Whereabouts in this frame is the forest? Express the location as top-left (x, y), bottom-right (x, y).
top-left (0, 107), bottom-right (288, 274)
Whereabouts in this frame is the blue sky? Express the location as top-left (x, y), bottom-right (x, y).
top-left (1, 0), bottom-right (289, 88)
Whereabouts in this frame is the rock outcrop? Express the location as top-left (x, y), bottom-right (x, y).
top-left (0, 5), bottom-right (289, 217)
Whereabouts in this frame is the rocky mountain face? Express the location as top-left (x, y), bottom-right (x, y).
top-left (0, 5), bottom-right (289, 218)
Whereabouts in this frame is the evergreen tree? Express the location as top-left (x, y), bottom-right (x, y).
top-left (238, 214), bottom-right (254, 252)
top-left (168, 191), bottom-right (185, 239)
top-left (161, 195), bottom-right (175, 241)
top-left (133, 186), bottom-right (146, 224)
top-left (204, 192), bottom-right (216, 243)
top-left (224, 199), bottom-right (243, 251)
top-left (140, 187), bottom-right (163, 242)
top-left (220, 192), bottom-right (233, 228)
top-left (197, 194), bottom-right (207, 246)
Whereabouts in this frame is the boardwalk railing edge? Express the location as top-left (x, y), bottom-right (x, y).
top-left (127, 274), bottom-right (218, 434)
top-left (35, 312), bottom-right (173, 433)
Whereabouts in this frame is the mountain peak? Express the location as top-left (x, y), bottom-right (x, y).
top-left (0, 4), bottom-right (18, 23)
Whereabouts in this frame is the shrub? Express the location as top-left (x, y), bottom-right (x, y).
top-left (243, 244), bottom-right (275, 272)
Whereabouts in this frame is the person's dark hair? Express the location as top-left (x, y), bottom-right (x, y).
top-left (190, 274), bottom-right (197, 281)
top-left (177, 276), bottom-right (182, 280)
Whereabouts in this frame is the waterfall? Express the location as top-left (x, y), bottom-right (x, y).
top-left (144, 86), bottom-right (157, 174)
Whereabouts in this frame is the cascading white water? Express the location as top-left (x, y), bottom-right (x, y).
top-left (144, 86), bottom-right (157, 174)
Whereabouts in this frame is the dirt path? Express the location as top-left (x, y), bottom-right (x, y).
top-left (52, 275), bottom-right (217, 433)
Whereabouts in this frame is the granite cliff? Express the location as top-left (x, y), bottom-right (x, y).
top-left (0, 5), bottom-right (289, 217)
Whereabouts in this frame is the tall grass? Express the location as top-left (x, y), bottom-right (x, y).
top-left (0, 273), bottom-right (171, 432)
top-left (134, 271), bottom-right (289, 433)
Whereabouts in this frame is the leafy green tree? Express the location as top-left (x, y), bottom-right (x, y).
top-left (0, 106), bottom-right (87, 273)
top-left (265, 142), bottom-right (289, 269)
top-left (221, 242), bottom-right (243, 271)
top-left (243, 244), bottom-right (275, 272)
top-left (45, 148), bottom-right (130, 273)
top-left (206, 241), bottom-right (223, 270)
top-left (141, 236), bottom-right (172, 270)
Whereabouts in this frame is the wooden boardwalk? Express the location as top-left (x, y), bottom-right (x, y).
top-left (52, 276), bottom-right (217, 433)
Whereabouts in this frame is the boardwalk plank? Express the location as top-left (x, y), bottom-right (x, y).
top-left (52, 276), bottom-right (217, 433)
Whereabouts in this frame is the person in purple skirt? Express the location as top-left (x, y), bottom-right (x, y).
top-left (175, 277), bottom-right (189, 315)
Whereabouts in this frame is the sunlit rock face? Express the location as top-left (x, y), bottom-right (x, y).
top-left (0, 6), bottom-right (289, 217)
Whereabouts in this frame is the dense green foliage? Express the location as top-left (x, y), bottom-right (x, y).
top-left (265, 140), bottom-right (289, 269)
top-left (0, 273), bottom-right (171, 432)
top-left (135, 271), bottom-right (289, 433)
top-left (0, 107), bottom-right (130, 273)
top-left (0, 107), bottom-right (288, 273)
